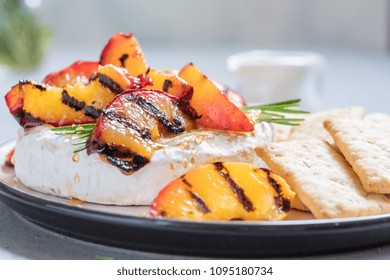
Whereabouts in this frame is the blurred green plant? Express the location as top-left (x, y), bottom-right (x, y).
top-left (0, 0), bottom-right (51, 69)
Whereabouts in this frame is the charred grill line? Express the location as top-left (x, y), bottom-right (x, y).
top-left (259, 167), bottom-right (271, 174)
top-left (106, 155), bottom-right (149, 173)
top-left (162, 79), bottom-right (172, 92)
top-left (24, 112), bottom-right (42, 124)
top-left (274, 195), bottom-right (282, 210)
top-left (103, 147), bottom-right (150, 173)
top-left (97, 73), bottom-right (123, 94)
top-left (268, 180), bottom-right (291, 212)
top-left (213, 162), bottom-right (255, 212)
top-left (104, 145), bottom-right (143, 158)
top-left (281, 197), bottom-right (291, 212)
top-left (275, 196), bottom-right (291, 212)
top-left (188, 190), bottom-right (211, 214)
top-left (19, 79), bottom-right (31, 85)
top-left (84, 106), bottom-right (102, 119)
top-left (181, 178), bottom-right (193, 188)
top-left (18, 111), bottom-right (42, 127)
top-left (267, 174), bottom-right (281, 194)
top-left (61, 90), bottom-right (86, 111)
top-left (134, 95), bottom-right (185, 135)
top-left (261, 168), bottom-right (291, 212)
top-left (19, 80), bottom-right (46, 91)
top-left (177, 103), bottom-right (201, 120)
top-left (33, 83), bottom-right (46, 91)
top-left (103, 108), bottom-right (152, 140)
top-left (119, 54), bottom-right (129, 68)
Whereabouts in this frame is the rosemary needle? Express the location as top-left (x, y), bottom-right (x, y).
top-left (51, 124), bottom-right (95, 152)
top-left (241, 99), bottom-right (309, 126)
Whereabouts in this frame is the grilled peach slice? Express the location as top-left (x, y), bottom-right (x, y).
top-left (100, 32), bottom-right (148, 77)
top-left (5, 64), bottom-right (149, 127)
top-left (99, 33), bottom-right (191, 98)
top-left (87, 89), bottom-right (198, 174)
top-left (150, 162), bottom-right (295, 221)
top-left (43, 61), bottom-right (99, 87)
top-left (178, 63), bottom-right (254, 132)
top-left (145, 68), bottom-right (193, 98)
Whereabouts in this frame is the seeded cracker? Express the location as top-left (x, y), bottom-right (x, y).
top-left (256, 139), bottom-right (390, 219)
top-left (324, 118), bottom-right (390, 194)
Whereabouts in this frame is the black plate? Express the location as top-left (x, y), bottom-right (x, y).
top-left (2, 140), bottom-right (390, 258)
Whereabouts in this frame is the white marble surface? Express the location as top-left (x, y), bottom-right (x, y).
top-left (1, 45), bottom-right (390, 259)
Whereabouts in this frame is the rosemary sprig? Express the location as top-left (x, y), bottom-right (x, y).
top-left (51, 124), bottom-right (95, 153)
top-left (241, 99), bottom-right (309, 126)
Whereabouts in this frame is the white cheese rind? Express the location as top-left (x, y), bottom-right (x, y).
top-left (14, 124), bottom-right (273, 205)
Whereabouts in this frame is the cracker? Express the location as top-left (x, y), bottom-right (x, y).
top-left (289, 106), bottom-right (365, 143)
top-left (324, 118), bottom-right (390, 193)
top-left (256, 139), bottom-right (390, 219)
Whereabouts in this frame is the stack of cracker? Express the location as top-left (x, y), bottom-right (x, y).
top-left (258, 107), bottom-right (390, 219)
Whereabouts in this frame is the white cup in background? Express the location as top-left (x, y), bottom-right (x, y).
top-left (227, 50), bottom-right (327, 110)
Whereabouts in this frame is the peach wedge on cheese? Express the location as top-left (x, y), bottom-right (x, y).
top-left (100, 32), bottom-right (148, 77)
top-left (86, 88), bottom-right (199, 174)
top-left (150, 162), bottom-right (295, 221)
top-left (179, 63), bottom-right (254, 132)
top-left (5, 64), bottom-right (151, 127)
